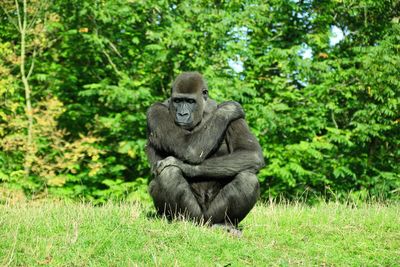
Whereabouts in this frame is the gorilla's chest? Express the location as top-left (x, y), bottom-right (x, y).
top-left (208, 137), bottom-right (230, 158)
top-left (189, 138), bottom-right (231, 210)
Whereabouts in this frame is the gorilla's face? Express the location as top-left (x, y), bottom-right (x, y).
top-left (171, 93), bottom-right (203, 130)
top-left (170, 72), bottom-right (208, 130)
top-left (172, 94), bottom-right (197, 126)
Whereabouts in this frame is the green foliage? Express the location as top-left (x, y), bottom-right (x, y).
top-left (0, 0), bottom-right (399, 202)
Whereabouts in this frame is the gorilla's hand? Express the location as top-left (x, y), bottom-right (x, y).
top-left (217, 101), bottom-right (245, 122)
top-left (155, 156), bottom-right (193, 176)
top-left (155, 156), bottom-right (181, 175)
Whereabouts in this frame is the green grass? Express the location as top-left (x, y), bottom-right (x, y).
top-left (0, 200), bottom-right (399, 266)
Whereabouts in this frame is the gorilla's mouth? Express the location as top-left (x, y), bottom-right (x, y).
top-left (175, 115), bottom-right (193, 126)
top-left (175, 120), bottom-right (192, 127)
top-left (175, 120), bottom-right (204, 132)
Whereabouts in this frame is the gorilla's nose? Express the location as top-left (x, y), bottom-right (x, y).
top-left (178, 112), bottom-right (189, 117)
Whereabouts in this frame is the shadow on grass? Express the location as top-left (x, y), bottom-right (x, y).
top-left (145, 209), bottom-right (245, 236)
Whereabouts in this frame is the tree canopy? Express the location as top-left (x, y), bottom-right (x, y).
top-left (0, 0), bottom-right (399, 202)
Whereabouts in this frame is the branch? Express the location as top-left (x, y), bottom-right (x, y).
top-left (1, 5), bottom-right (19, 30)
top-left (22, 0), bottom-right (27, 32)
top-left (95, 28), bottom-right (122, 76)
top-left (364, 6), bottom-right (368, 28)
top-left (102, 49), bottom-right (121, 76)
top-left (15, 0), bottom-right (22, 31)
top-left (27, 49), bottom-right (36, 80)
top-left (26, 15), bottom-right (38, 31)
top-left (108, 41), bottom-right (122, 58)
top-left (331, 110), bottom-right (339, 129)
top-left (27, 0), bottom-right (48, 30)
top-left (46, 36), bottom-right (63, 48)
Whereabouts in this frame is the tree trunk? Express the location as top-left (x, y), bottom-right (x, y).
top-left (17, 0), bottom-right (34, 177)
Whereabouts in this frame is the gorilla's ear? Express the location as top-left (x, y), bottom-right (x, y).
top-left (202, 88), bottom-right (208, 100)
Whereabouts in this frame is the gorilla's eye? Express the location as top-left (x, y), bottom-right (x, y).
top-left (173, 99), bottom-right (181, 103)
top-left (202, 90), bottom-right (208, 95)
top-left (187, 99), bottom-right (195, 104)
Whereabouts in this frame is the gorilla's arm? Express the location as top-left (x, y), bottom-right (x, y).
top-left (182, 119), bottom-right (264, 178)
top-left (145, 143), bottom-right (164, 176)
top-left (147, 101), bottom-right (244, 164)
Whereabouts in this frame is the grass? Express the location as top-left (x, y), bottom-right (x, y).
top-left (0, 200), bottom-right (399, 266)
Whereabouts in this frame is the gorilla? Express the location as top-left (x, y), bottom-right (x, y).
top-left (146, 72), bottom-right (264, 228)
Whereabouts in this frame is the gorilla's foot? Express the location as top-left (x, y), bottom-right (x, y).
top-left (211, 223), bottom-right (243, 237)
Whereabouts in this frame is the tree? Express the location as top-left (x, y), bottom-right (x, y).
top-left (1, 0), bottom-right (398, 202)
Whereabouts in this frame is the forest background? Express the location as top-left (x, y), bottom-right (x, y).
top-left (0, 0), bottom-right (399, 204)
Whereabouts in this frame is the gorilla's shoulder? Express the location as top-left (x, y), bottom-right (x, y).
top-left (216, 101), bottom-right (245, 120)
top-left (147, 100), bottom-right (169, 115)
top-left (146, 101), bottom-right (169, 127)
top-left (204, 99), bottom-right (218, 114)
top-left (217, 100), bottom-right (243, 109)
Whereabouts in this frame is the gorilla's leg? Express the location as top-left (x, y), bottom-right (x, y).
top-left (204, 171), bottom-right (259, 225)
top-left (148, 166), bottom-right (203, 221)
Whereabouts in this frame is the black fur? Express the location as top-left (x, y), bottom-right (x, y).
top-left (146, 72), bottom-right (264, 226)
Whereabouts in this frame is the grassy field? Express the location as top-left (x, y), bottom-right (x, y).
top-left (0, 200), bottom-right (399, 266)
